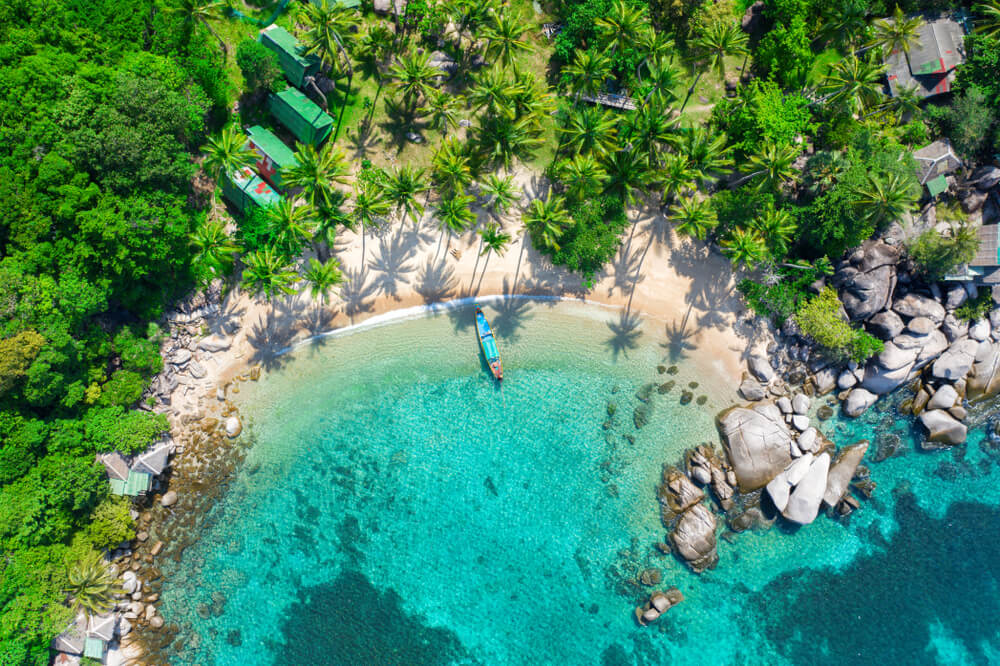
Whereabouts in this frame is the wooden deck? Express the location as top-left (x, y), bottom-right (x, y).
top-left (972, 223), bottom-right (999, 268)
top-left (573, 91), bottom-right (638, 111)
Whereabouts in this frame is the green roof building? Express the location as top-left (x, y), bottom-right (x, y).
top-left (259, 25), bottom-right (320, 88)
top-left (309, 0), bottom-right (361, 8)
top-left (222, 166), bottom-right (283, 214)
top-left (109, 470), bottom-right (152, 497)
top-left (268, 87), bottom-right (334, 146)
top-left (247, 126), bottom-right (299, 189)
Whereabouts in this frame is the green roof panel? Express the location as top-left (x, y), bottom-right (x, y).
top-left (84, 638), bottom-right (106, 660)
top-left (247, 126), bottom-right (298, 189)
top-left (223, 166), bottom-right (283, 213)
top-left (124, 471), bottom-right (151, 496)
top-left (259, 25), bottom-right (319, 87)
top-left (109, 478), bottom-right (127, 495)
top-left (268, 88), bottom-right (334, 146)
top-left (926, 174), bottom-right (948, 198)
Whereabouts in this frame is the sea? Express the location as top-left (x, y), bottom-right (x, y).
top-left (152, 299), bottom-right (1000, 665)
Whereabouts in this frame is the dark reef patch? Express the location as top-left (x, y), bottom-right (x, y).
top-left (752, 488), bottom-right (1000, 665)
top-left (275, 569), bottom-right (470, 665)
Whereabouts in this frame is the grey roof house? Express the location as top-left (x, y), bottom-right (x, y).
top-left (885, 14), bottom-right (966, 99)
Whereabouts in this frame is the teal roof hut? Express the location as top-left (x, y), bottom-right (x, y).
top-left (258, 24), bottom-right (320, 88)
top-left (268, 87), bottom-right (334, 146)
top-left (222, 165), bottom-right (283, 214)
top-left (247, 126), bottom-right (298, 189)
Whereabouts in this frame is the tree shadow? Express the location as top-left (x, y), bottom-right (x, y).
top-left (605, 310), bottom-right (643, 360)
top-left (379, 96), bottom-right (429, 154)
top-left (367, 229), bottom-right (420, 301)
top-left (245, 295), bottom-right (302, 370)
top-left (340, 267), bottom-right (378, 323)
top-left (489, 296), bottom-right (534, 342)
top-left (661, 302), bottom-right (699, 362)
top-left (606, 241), bottom-right (647, 300)
top-left (207, 296), bottom-right (247, 337)
top-left (413, 258), bottom-right (458, 304)
top-left (345, 121), bottom-right (383, 161)
top-left (302, 302), bottom-right (338, 340)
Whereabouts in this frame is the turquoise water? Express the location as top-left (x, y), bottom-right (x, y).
top-left (156, 301), bottom-right (1000, 665)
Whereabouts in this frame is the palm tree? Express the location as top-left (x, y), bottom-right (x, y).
top-left (352, 182), bottom-right (391, 258)
top-left (562, 50), bottom-right (612, 103)
top-left (483, 10), bottom-right (533, 68)
top-left (201, 126), bottom-right (255, 183)
top-left (558, 154), bottom-right (607, 201)
top-left (419, 90), bottom-right (463, 136)
top-left (852, 171), bottom-right (918, 228)
top-left (167, 0), bottom-right (229, 55)
top-left (390, 52), bottom-right (439, 108)
top-left (432, 138), bottom-right (473, 195)
top-left (311, 201), bottom-right (349, 261)
top-left (684, 21), bottom-right (748, 110)
top-left (479, 222), bottom-right (512, 257)
top-left (301, 0), bottom-right (358, 134)
top-left (267, 200), bottom-right (318, 257)
top-left (627, 101), bottom-right (677, 166)
top-left (974, 1), bottom-right (1000, 39)
top-left (435, 192), bottom-right (477, 235)
top-left (673, 127), bottom-right (732, 185)
top-left (639, 56), bottom-right (681, 107)
top-left (522, 193), bottom-right (571, 251)
top-left (658, 153), bottom-right (696, 204)
top-left (66, 553), bottom-right (121, 616)
top-left (479, 173), bottom-right (521, 216)
top-left (302, 257), bottom-right (346, 304)
top-left (819, 1), bottom-right (869, 49)
top-left (751, 204), bottom-right (798, 258)
top-left (869, 6), bottom-right (923, 57)
top-left (191, 219), bottom-right (239, 285)
top-left (475, 114), bottom-right (544, 168)
top-left (637, 29), bottom-right (675, 69)
top-left (603, 149), bottom-right (651, 206)
top-left (281, 143), bottom-right (350, 212)
top-left (596, 0), bottom-right (650, 57)
top-left (743, 142), bottom-right (801, 193)
top-left (559, 105), bottom-right (618, 157)
top-left (357, 22), bottom-right (395, 75)
top-left (721, 227), bottom-right (768, 268)
top-left (242, 247), bottom-right (299, 302)
top-left (819, 55), bottom-right (887, 116)
top-left (670, 196), bottom-right (717, 240)
top-left (469, 67), bottom-right (522, 119)
top-left (384, 166), bottom-right (430, 225)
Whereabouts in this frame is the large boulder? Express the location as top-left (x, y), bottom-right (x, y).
top-left (747, 355), bottom-right (775, 383)
top-left (197, 335), bottom-right (232, 352)
top-left (739, 377), bottom-right (766, 401)
top-left (894, 329), bottom-right (949, 368)
top-left (832, 241), bottom-right (900, 321)
top-left (844, 388), bottom-right (878, 417)
top-left (927, 384), bottom-right (959, 411)
top-left (782, 452), bottom-right (831, 525)
top-left (868, 311), bottom-right (905, 340)
top-left (659, 467), bottom-right (703, 514)
top-left (822, 441), bottom-right (869, 507)
top-left (669, 504), bottom-right (718, 573)
top-left (931, 338), bottom-right (979, 381)
top-left (893, 293), bottom-right (946, 324)
top-left (717, 404), bottom-right (794, 492)
top-left (919, 409), bottom-right (968, 445)
top-left (967, 340), bottom-right (1000, 400)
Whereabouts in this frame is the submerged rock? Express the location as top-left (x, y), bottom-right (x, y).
top-left (160, 491), bottom-right (178, 507)
top-left (717, 404), bottom-right (794, 492)
top-left (658, 467), bottom-right (703, 514)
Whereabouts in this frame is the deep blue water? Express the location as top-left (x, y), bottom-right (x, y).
top-left (154, 302), bottom-right (1000, 665)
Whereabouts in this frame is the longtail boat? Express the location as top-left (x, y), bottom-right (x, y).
top-left (475, 307), bottom-right (503, 381)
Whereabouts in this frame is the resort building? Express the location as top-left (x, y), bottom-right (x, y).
top-left (222, 165), bottom-right (283, 213)
top-left (268, 87), bottom-right (335, 146)
top-left (97, 439), bottom-right (174, 497)
top-left (913, 138), bottom-right (962, 198)
top-left (885, 14), bottom-right (966, 99)
top-left (258, 25), bottom-right (319, 88)
top-left (247, 125), bottom-right (299, 189)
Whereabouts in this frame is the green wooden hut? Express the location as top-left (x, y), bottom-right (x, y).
top-left (258, 25), bottom-right (320, 88)
top-left (222, 166), bottom-right (283, 214)
top-left (268, 87), bottom-right (334, 146)
top-left (247, 126), bottom-right (298, 189)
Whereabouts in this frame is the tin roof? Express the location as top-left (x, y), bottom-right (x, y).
top-left (885, 15), bottom-right (966, 99)
top-left (87, 615), bottom-right (116, 642)
top-left (133, 440), bottom-right (172, 476)
top-left (83, 637), bottom-right (106, 660)
top-left (260, 25), bottom-right (313, 68)
top-left (913, 138), bottom-right (962, 185)
top-left (274, 88), bottom-right (334, 130)
top-left (971, 223), bottom-right (999, 267)
top-left (98, 451), bottom-right (130, 482)
top-left (248, 126), bottom-right (298, 167)
top-left (230, 166), bottom-right (283, 207)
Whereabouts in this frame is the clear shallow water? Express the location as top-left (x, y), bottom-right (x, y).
top-left (156, 301), bottom-right (1000, 665)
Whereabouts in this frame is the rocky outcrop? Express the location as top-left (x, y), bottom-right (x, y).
top-left (844, 388), bottom-right (877, 417)
top-left (893, 293), bottom-right (946, 324)
top-left (919, 409), bottom-right (967, 445)
top-left (931, 338), bottom-right (979, 381)
top-left (658, 467), bottom-right (703, 514)
top-left (717, 404), bottom-right (793, 492)
top-left (635, 587), bottom-right (684, 626)
top-left (782, 452), bottom-right (831, 525)
top-left (669, 504), bottom-right (718, 573)
top-left (967, 340), bottom-right (1000, 400)
top-left (197, 335), bottom-right (232, 352)
top-left (747, 355), bottom-right (775, 383)
top-left (868, 311), bottom-right (905, 340)
top-left (822, 441), bottom-right (868, 507)
top-left (739, 377), bottom-right (766, 401)
top-left (926, 384), bottom-right (958, 411)
top-left (832, 240), bottom-right (900, 321)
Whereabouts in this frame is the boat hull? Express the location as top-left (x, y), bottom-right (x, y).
top-left (475, 307), bottom-right (503, 381)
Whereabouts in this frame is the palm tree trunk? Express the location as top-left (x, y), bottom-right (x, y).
top-left (306, 76), bottom-right (328, 110)
top-left (202, 19), bottom-right (228, 55)
top-left (333, 35), bottom-right (354, 142)
top-left (679, 69), bottom-right (703, 112)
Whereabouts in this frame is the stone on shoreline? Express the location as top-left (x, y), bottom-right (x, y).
top-left (197, 335), bottom-right (232, 352)
top-left (931, 338), bottom-right (979, 381)
top-left (968, 340), bottom-right (1000, 400)
top-left (739, 377), bottom-right (766, 401)
top-left (868, 311), bottom-right (905, 340)
top-left (188, 360), bottom-right (207, 379)
top-left (225, 416), bottom-right (242, 438)
top-left (833, 240), bottom-right (899, 321)
top-left (844, 388), bottom-right (878, 417)
top-left (748, 355), bottom-right (775, 383)
top-left (717, 404), bottom-right (793, 492)
top-left (919, 409), bottom-right (967, 446)
top-left (160, 491), bottom-right (178, 507)
top-left (926, 384), bottom-right (958, 411)
top-left (669, 504), bottom-right (718, 573)
top-left (782, 452), bottom-right (831, 525)
top-left (893, 293), bottom-right (946, 324)
top-left (823, 441), bottom-right (869, 507)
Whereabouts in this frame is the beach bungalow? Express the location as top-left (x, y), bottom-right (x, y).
top-left (268, 87), bottom-right (334, 146)
top-left (133, 439), bottom-right (173, 477)
top-left (247, 125), bottom-right (298, 189)
top-left (84, 615), bottom-right (116, 661)
top-left (98, 451), bottom-right (152, 497)
top-left (885, 14), bottom-right (966, 100)
top-left (51, 617), bottom-right (85, 663)
top-left (222, 165), bottom-right (283, 214)
top-left (259, 25), bottom-right (320, 88)
top-left (913, 138), bottom-right (962, 198)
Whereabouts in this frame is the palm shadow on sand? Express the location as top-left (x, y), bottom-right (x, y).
top-left (246, 295), bottom-right (302, 370)
top-left (661, 302), bottom-right (699, 362)
top-left (605, 310), bottom-right (642, 360)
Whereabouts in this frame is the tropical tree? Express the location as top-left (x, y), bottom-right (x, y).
top-left (435, 192), bottom-right (477, 235)
top-left (627, 101), bottom-right (677, 165)
top-left (432, 138), bottom-right (473, 195)
top-left (685, 21), bottom-right (748, 110)
top-left (281, 143), bottom-right (350, 212)
top-left (475, 114), bottom-right (544, 168)
top-left (852, 171), bottom-right (919, 228)
top-left (721, 227), bottom-right (768, 268)
top-left (603, 149), bottom-right (652, 206)
top-left (751, 204), bottom-right (798, 258)
top-left (201, 126), bottom-right (255, 183)
top-left (637, 29), bottom-right (675, 70)
top-left (479, 222), bottom-right (513, 257)
top-left (419, 89), bottom-right (464, 136)
top-left (352, 182), bottom-right (391, 257)
top-left (974, 0), bottom-right (1000, 39)
top-left (357, 22), bottom-right (395, 76)
top-left (301, 0), bottom-right (359, 130)
top-left (658, 153), bottom-right (697, 204)
top-left (563, 50), bottom-right (612, 103)
top-left (311, 202), bottom-right (349, 261)
top-left (302, 257), bottom-right (346, 304)
top-left (242, 247), bottom-right (299, 301)
top-left (559, 105), bottom-right (618, 157)
top-left (819, 55), bottom-right (887, 116)
top-left (66, 553), bottom-right (121, 616)
top-left (191, 219), bottom-right (239, 284)
top-left (743, 142), bottom-right (801, 192)
top-left (670, 196), bottom-right (717, 240)
top-left (167, 0), bottom-right (229, 55)
top-left (522, 193), bottom-right (571, 251)
top-left (596, 0), bottom-right (650, 56)
top-left (819, 0), bottom-right (869, 49)
top-left (265, 200), bottom-right (317, 257)
top-left (869, 6), bottom-right (923, 57)
top-left (479, 173), bottom-right (521, 216)
top-left (483, 10), bottom-right (533, 67)
top-left (557, 154), bottom-right (607, 201)
top-left (639, 56), bottom-right (681, 107)
top-left (469, 67), bottom-right (522, 119)
top-left (385, 166), bottom-right (430, 225)
top-left (390, 51), bottom-right (438, 108)
top-left (673, 127), bottom-right (731, 185)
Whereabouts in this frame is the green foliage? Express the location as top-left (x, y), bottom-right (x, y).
top-left (955, 33), bottom-right (1000, 105)
top-left (908, 226), bottom-right (981, 281)
top-left (955, 289), bottom-right (994, 322)
top-left (0, 331), bottom-right (46, 397)
top-left (925, 85), bottom-right (996, 160)
top-left (737, 265), bottom-right (820, 324)
top-left (113, 327), bottom-right (164, 375)
top-left (236, 205), bottom-right (281, 255)
top-left (795, 287), bottom-right (884, 362)
top-left (755, 16), bottom-right (815, 89)
top-left (97, 370), bottom-right (147, 408)
top-left (236, 39), bottom-right (284, 93)
top-left (66, 550), bottom-right (121, 615)
top-left (83, 496), bottom-right (135, 551)
top-left (549, 196), bottom-right (630, 276)
top-left (83, 407), bottom-right (169, 455)
top-left (713, 81), bottom-right (813, 160)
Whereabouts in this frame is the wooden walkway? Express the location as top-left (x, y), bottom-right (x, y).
top-left (575, 91), bottom-right (638, 111)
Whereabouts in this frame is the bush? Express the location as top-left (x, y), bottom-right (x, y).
top-left (236, 39), bottom-right (284, 93)
top-left (712, 80), bottom-right (814, 160)
top-left (955, 288), bottom-right (993, 322)
top-left (83, 496), bottom-right (135, 550)
top-left (97, 370), bottom-right (147, 407)
top-left (548, 196), bottom-right (629, 277)
top-left (795, 287), bottom-right (883, 362)
top-left (236, 205), bottom-right (279, 255)
top-left (113, 328), bottom-right (163, 375)
top-left (737, 264), bottom-right (820, 324)
top-left (907, 225), bottom-right (979, 280)
top-left (754, 17), bottom-right (815, 89)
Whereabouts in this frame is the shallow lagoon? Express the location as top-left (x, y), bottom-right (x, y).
top-left (156, 300), bottom-right (1000, 665)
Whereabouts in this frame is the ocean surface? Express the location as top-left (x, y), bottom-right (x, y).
top-left (155, 300), bottom-right (1000, 665)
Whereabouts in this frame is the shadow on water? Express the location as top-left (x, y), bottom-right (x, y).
top-left (752, 487), bottom-right (1000, 665)
top-left (274, 569), bottom-right (471, 666)
top-left (605, 311), bottom-right (642, 360)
